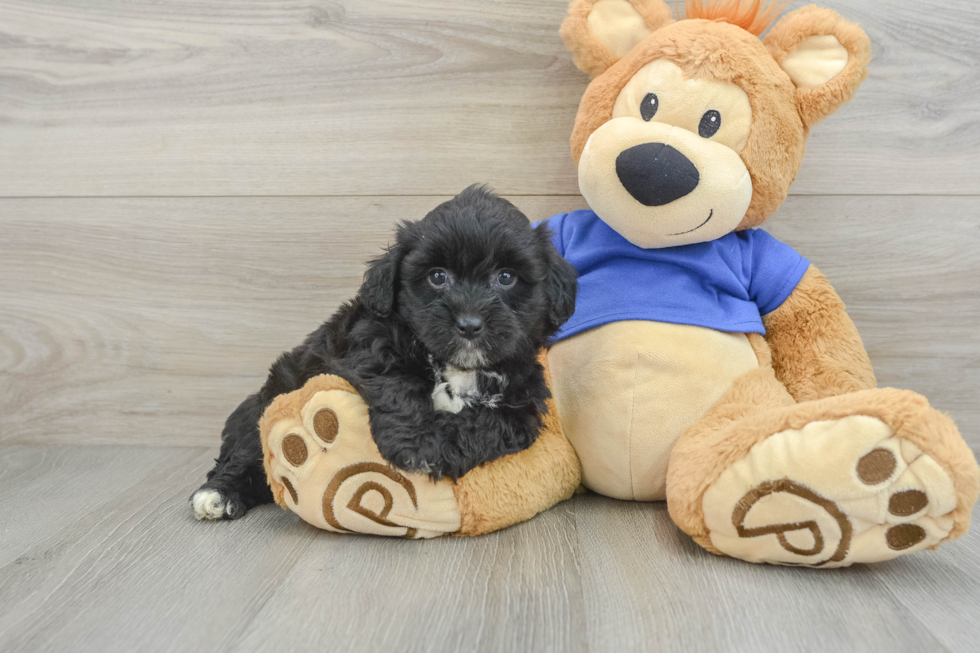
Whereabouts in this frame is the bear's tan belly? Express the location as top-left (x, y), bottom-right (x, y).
top-left (548, 321), bottom-right (759, 501)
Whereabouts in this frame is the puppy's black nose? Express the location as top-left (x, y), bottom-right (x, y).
top-left (616, 143), bottom-right (700, 206)
top-left (455, 315), bottom-right (484, 339)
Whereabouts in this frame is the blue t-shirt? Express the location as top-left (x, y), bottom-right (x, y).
top-left (537, 210), bottom-right (809, 340)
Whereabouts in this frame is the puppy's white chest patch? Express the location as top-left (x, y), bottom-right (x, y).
top-left (431, 364), bottom-right (504, 414)
top-left (444, 367), bottom-right (479, 396)
top-left (432, 366), bottom-right (478, 414)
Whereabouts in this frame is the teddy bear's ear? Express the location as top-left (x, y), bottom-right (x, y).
top-left (765, 5), bottom-right (872, 128)
top-left (561, 0), bottom-right (674, 78)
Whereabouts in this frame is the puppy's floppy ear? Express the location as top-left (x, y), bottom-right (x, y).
top-left (535, 225), bottom-right (578, 332)
top-left (360, 224), bottom-right (414, 318)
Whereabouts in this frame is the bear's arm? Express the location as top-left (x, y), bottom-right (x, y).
top-left (761, 264), bottom-right (876, 402)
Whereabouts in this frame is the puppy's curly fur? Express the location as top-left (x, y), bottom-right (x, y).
top-left (192, 186), bottom-right (578, 519)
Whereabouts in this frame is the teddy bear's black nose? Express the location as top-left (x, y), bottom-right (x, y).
top-left (616, 143), bottom-right (700, 206)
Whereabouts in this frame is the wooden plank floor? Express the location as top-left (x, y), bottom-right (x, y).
top-left (1, 0), bottom-right (978, 651)
top-left (0, 445), bottom-right (977, 653)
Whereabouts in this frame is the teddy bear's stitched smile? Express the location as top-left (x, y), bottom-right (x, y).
top-left (669, 209), bottom-right (714, 236)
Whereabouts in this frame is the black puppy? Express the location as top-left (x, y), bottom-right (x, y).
top-left (192, 186), bottom-right (577, 520)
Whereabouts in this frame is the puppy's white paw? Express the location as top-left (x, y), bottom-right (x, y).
top-left (191, 489), bottom-right (227, 520)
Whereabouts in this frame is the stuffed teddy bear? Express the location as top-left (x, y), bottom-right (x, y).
top-left (259, 0), bottom-right (979, 567)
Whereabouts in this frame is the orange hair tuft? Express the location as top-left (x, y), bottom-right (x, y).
top-left (684, 0), bottom-right (787, 36)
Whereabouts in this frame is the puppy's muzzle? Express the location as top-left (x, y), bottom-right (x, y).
top-left (455, 314), bottom-right (484, 339)
top-left (615, 143), bottom-right (700, 206)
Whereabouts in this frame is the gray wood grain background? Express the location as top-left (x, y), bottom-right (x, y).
top-left (1, 1), bottom-right (978, 651)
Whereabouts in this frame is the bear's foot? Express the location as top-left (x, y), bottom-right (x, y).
top-left (701, 403), bottom-right (977, 567)
top-left (262, 375), bottom-right (461, 538)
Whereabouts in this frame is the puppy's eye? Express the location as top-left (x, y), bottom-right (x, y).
top-left (640, 93), bottom-right (659, 122)
top-left (699, 110), bottom-right (721, 138)
top-left (427, 268), bottom-right (449, 288)
top-left (495, 270), bottom-right (517, 289)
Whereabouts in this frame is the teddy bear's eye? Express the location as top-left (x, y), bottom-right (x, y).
top-left (640, 93), bottom-right (659, 121)
top-left (699, 110), bottom-right (722, 138)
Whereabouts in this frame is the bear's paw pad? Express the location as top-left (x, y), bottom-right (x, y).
top-left (702, 415), bottom-right (958, 567)
top-left (265, 387), bottom-right (461, 539)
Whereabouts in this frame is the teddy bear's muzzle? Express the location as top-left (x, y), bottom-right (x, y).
top-left (578, 117), bottom-right (753, 249)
